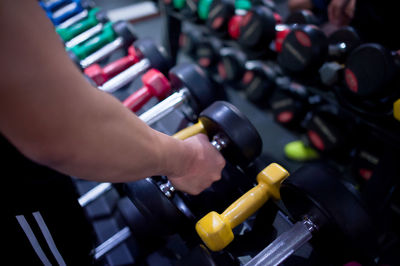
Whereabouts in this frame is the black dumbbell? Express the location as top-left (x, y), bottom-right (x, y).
top-left (244, 163), bottom-right (378, 265)
top-left (278, 25), bottom-right (360, 82)
top-left (205, 0), bottom-right (235, 37)
top-left (194, 36), bottom-right (224, 73)
top-left (179, 28), bottom-right (204, 56)
top-left (237, 7), bottom-right (317, 51)
top-left (239, 61), bottom-right (277, 105)
top-left (337, 43), bottom-right (400, 115)
top-left (303, 106), bottom-right (354, 158)
top-left (124, 101), bottom-right (262, 237)
top-left (216, 47), bottom-right (247, 85)
top-left (269, 81), bottom-right (320, 129)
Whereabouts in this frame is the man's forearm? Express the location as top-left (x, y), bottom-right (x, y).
top-left (0, 0), bottom-right (191, 182)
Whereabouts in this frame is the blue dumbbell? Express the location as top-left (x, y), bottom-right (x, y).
top-left (39, 0), bottom-right (94, 26)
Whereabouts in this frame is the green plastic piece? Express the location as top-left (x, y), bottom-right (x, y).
top-left (56, 8), bottom-right (102, 42)
top-left (67, 21), bottom-right (116, 60)
top-left (235, 0), bottom-right (251, 10)
top-left (198, 0), bottom-right (213, 20)
top-left (284, 140), bottom-right (319, 161)
top-left (173, 0), bottom-right (186, 9)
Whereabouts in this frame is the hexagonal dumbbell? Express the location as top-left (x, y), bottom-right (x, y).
top-left (67, 21), bottom-right (137, 69)
top-left (122, 69), bottom-right (171, 112)
top-left (98, 38), bottom-right (172, 93)
top-left (84, 46), bottom-right (139, 86)
top-left (195, 163), bottom-right (289, 251)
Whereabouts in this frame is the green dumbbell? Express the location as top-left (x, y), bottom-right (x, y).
top-left (198, 0), bottom-right (214, 20)
top-left (56, 8), bottom-right (108, 42)
top-left (67, 21), bottom-right (137, 69)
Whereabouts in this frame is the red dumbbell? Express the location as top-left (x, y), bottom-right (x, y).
top-left (122, 69), bottom-right (171, 112)
top-left (84, 46), bottom-right (140, 86)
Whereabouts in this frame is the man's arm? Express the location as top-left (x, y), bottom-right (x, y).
top-left (0, 0), bottom-right (225, 194)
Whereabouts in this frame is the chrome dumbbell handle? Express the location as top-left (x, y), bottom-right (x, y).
top-left (244, 218), bottom-right (317, 266)
top-left (78, 182), bottom-right (113, 207)
top-left (91, 226), bottom-right (132, 261)
top-left (57, 9), bottom-right (88, 29)
top-left (65, 23), bottom-right (103, 48)
top-left (139, 88), bottom-right (190, 125)
top-left (80, 36), bottom-right (125, 69)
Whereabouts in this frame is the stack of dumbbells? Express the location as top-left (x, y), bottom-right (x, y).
top-left (164, 0), bottom-right (400, 265)
top-left (39, 0), bottom-right (400, 265)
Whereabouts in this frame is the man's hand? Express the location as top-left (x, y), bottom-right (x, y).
top-left (168, 134), bottom-right (226, 195)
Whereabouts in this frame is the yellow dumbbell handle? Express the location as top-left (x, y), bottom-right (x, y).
top-left (172, 121), bottom-right (206, 140)
top-left (221, 183), bottom-right (271, 229)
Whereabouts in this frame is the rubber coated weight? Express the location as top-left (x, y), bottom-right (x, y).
top-left (179, 29), bottom-right (203, 56)
top-left (304, 110), bottom-right (350, 155)
top-left (327, 26), bottom-right (360, 63)
top-left (280, 163), bottom-right (378, 261)
top-left (112, 20), bottom-right (137, 49)
top-left (278, 25), bottom-right (328, 75)
top-left (206, 0), bottom-right (235, 35)
top-left (123, 69), bottom-right (171, 112)
top-left (84, 46), bottom-right (139, 85)
top-left (240, 61), bottom-right (276, 104)
top-left (198, 101), bottom-right (262, 167)
top-left (217, 47), bottom-right (247, 83)
top-left (238, 6), bottom-right (276, 49)
top-left (344, 43), bottom-right (398, 98)
top-left (270, 90), bottom-right (306, 127)
top-left (195, 36), bottom-right (223, 70)
top-left (285, 9), bottom-right (318, 25)
top-left (124, 178), bottom-right (185, 236)
top-left (169, 63), bottom-right (216, 114)
top-left (134, 38), bottom-right (172, 75)
top-left (56, 8), bottom-right (108, 42)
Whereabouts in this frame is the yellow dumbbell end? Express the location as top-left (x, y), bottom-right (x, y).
top-left (195, 163), bottom-right (289, 251)
top-left (195, 211), bottom-right (234, 252)
top-left (173, 121), bottom-right (206, 140)
top-left (257, 163), bottom-right (290, 200)
top-left (394, 99), bottom-right (400, 122)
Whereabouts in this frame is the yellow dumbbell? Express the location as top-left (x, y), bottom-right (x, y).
top-left (394, 99), bottom-right (400, 122)
top-left (195, 163), bottom-right (289, 251)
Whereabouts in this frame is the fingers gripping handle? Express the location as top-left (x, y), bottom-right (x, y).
top-left (195, 163), bottom-right (289, 251)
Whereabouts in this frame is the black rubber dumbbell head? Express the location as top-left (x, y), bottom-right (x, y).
top-left (218, 47), bottom-right (247, 82)
top-left (95, 9), bottom-right (109, 23)
top-left (278, 25), bottom-right (328, 74)
top-left (285, 9), bottom-right (318, 25)
top-left (344, 43), bottom-right (397, 98)
top-left (328, 26), bottom-right (360, 62)
top-left (169, 63), bottom-right (216, 115)
top-left (206, 0), bottom-right (235, 35)
top-left (281, 163), bottom-right (378, 261)
top-left (199, 101), bottom-right (262, 167)
top-left (241, 61), bottom-right (276, 104)
top-left (238, 6), bottom-right (276, 49)
top-left (134, 38), bottom-right (173, 75)
top-left (180, 29), bottom-right (203, 55)
top-left (123, 178), bottom-right (185, 236)
top-left (195, 36), bottom-right (223, 70)
top-left (112, 20), bottom-right (138, 49)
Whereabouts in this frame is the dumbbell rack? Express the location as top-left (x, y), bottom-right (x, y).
top-left (161, 2), bottom-right (400, 265)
